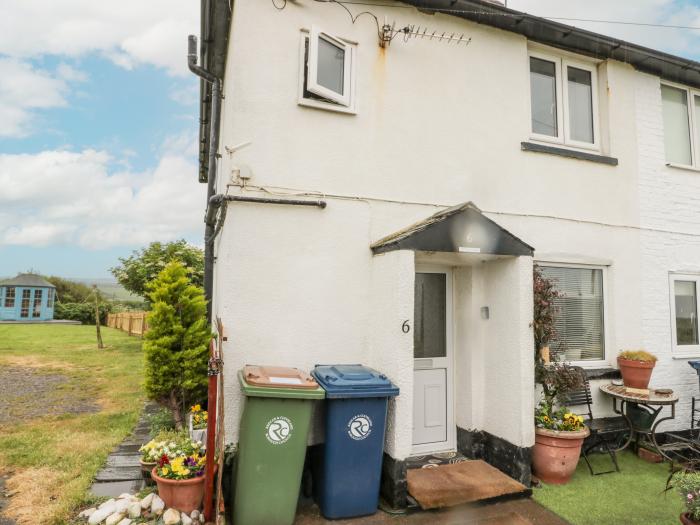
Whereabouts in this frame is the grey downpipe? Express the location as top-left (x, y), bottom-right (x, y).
top-left (188, 34), bottom-right (221, 322)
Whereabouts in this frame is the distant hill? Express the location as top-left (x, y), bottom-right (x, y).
top-left (0, 276), bottom-right (142, 302)
top-left (71, 278), bottom-right (143, 302)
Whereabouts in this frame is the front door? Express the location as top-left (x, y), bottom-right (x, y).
top-left (412, 268), bottom-right (454, 454)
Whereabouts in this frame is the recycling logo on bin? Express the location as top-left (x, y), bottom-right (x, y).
top-left (265, 416), bottom-right (293, 445)
top-left (347, 414), bottom-right (373, 440)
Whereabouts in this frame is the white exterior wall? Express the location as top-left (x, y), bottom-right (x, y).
top-left (212, 0), bottom-right (700, 456)
top-left (636, 72), bottom-right (700, 431)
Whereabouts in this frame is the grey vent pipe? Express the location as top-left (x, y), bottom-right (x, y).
top-left (188, 34), bottom-right (221, 322)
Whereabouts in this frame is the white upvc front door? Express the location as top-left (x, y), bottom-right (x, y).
top-left (412, 267), bottom-right (455, 454)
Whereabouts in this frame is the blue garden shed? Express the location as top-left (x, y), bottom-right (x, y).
top-left (0, 273), bottom-right (56, 322)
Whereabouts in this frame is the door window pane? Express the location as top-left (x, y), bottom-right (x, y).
top-left (541, 266), bottom-right (605, 361)
top-left (20, 289), bottom-right (31, 318)
top-left (567, 66), bottom-right (594, 143)
top-left (317, 37), bottom-right (345, 95)
top-left (530, 57), bottom-right (558, 137)
top-left (674, 280), bottom-right (699, 345)
top-left (662, 85), bottom-right (692, 165)
top-left (33, 289), bottom-right (43, 318)
top-left (4, 287), bottom-right (15, 308)
top-left (414, 273), bottom-right (447, 359)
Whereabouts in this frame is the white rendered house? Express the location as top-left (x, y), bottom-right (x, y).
top-left (192, 0), bottom-right (700, 506)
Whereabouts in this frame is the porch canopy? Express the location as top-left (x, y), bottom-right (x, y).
top-left (370, 202), bottom-right (534, 257)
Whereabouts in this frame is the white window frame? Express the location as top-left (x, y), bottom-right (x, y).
top-left (537, 262), bottom-right (610, 368)
top-left (298, 28), bottom-right (357, 114)
top-left (661, 81), bottom-right (700, 170)
top-left (669, 273), bottom-right (700, 357)
top-left (528, 50), bottom-right (600, 152)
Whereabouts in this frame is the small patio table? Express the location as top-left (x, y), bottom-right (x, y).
top-left (599, 383), bottom-right (679, 461)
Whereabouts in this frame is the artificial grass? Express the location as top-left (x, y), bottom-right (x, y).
top-left (0, 324), bottom-right (145, 525)
top-left (534, 450), bottom-right (684, 525)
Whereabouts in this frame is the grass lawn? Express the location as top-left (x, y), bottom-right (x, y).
top-left (0, 324), bottom-right (144, 525)
top-left (534, 450), bottom-right (685, 525)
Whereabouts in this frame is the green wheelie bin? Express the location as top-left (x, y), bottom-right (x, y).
top-left (233, 365), bottom-right (325, 525)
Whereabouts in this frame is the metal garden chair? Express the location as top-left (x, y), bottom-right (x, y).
top-left (562, 367), bottom-right (629, 475)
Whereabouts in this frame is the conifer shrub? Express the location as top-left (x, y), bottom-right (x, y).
top-left (143, 261), bottom-right (211, 428)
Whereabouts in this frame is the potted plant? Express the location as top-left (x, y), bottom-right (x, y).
top-left (533, 400), bottom-right (589, 484)
top-left (151, 436), bottom-right (207, 513)
top-left (189, 404), bottom-right (208, 445)
top-left (618, 350), bottom-right (658, 389)
top-left (139, 431), bottom-right (204, 484)
top-left (139, 439), bottom-right (159, 483)
top-left (531, 266), bottom-right (588, 484)
top-left (674, 471), bottom-right (700, 524)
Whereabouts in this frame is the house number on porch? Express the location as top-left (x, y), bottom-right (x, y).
top-left (402, 320), bottom-right (410, 333)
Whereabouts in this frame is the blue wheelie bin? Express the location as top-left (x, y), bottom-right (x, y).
top-left (311, 364), bottom-right (399, 519)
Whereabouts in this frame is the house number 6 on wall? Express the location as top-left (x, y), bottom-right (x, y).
top-left (402, 320), bottom-right (410, 333)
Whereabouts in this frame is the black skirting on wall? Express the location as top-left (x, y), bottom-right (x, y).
top-left (456, 427), bottom-right (532, 486)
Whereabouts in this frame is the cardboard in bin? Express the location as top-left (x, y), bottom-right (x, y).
top-left (243, 365), bottom-right (319, 389)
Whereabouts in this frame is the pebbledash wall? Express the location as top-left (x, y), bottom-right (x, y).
top-left (210, 0), bottom-right (700, 497)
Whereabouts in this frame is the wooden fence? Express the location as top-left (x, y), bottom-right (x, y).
top-left (107, 311), bottom-right (148, 336)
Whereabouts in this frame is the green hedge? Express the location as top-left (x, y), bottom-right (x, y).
top-left (54, 302), bottom-right (112, 325)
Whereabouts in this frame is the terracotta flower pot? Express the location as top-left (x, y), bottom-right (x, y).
top-left (139, 459), bottom-right (157, 485)
top-left (532, 427), bottom-right (590, 484)
top-left (617, 357), bottom-right (656, 389)
top-left (680, 512), bottom-right (700, 525)
top-left (152, 467), bottom-right (205, 514)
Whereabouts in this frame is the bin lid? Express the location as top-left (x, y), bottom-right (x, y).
top-left (239, 366), bottom-right (325, 399)
top-left (689, 360), bottom-right (700, 371)
top-left (312, 364), bottom-right (399, 398)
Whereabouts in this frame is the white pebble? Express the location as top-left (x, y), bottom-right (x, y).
top-left (140, 492), bottom-right (154, 509)
top-left (163, 508), bottom-right (181, 525)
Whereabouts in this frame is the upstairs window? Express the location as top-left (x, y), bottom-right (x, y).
top-left (661, 83), bottom-right (699, 167)
top-left (299, 27), bottom-right (356, 113)
top-left (529, 52), bottom-right (599, 150)
top-left (4, 287), bottom-right (15, 308)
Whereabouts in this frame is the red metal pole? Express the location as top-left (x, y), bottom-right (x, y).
top-left (203, 339), bottom-right (218, 523)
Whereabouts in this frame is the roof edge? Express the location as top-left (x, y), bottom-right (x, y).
top-left (402, 0), bottom-right (700, 90)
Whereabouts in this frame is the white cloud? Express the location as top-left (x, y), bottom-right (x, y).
top-left (0, 58), bottom-right (71, 137)
top-left (508, 0), bottom-right (700, 58)
top-left (0, 142), bottom-right (206, 249)
top-left (0, 0), bottom-right (199, 76)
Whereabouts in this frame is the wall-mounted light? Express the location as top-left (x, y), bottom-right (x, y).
top-left (481, 306), bottom-right (490, 320)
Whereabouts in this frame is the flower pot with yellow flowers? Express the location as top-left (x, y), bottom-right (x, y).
top-left (152, 452), bottom-right (207, 514)
top-left (533, 402), bottom-right (589, 484)
top-left (532, 266), bottom-right (589, 484)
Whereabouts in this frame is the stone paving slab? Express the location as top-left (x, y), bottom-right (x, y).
top-left (90, 402), bottom-right (159, 497)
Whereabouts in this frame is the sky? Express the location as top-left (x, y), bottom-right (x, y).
top-left (2, 1), bottom-right (700, 279)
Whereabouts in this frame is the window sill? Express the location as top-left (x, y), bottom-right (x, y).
top-left (521, 141), bottom-right (618, 166)
top-left (666, 162), bottom-right (700, 173)
top-left (582, 367), bottom-right (621, 380)
top-left (672, 352), bottom-right (700, 360)
top-left (298, 98), bottom-right (357, 115)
